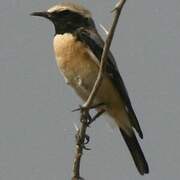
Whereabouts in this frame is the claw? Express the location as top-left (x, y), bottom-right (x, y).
top-left (83, 145), bottom-right (91, 151)
top-left (84, 134), bottom-right (90, 144)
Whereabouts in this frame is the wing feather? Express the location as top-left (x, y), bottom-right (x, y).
top-left (75, 28), bottom-right (143, 138)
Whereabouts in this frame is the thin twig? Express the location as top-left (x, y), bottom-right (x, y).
top-left (72, 109), bottom-right (90, 180)
top-left (72, 1), bottom-right (126, 179)
top-left (99, 24), bottom-right (109, 35)
top-left (84, 0), bottom-right (126, 108)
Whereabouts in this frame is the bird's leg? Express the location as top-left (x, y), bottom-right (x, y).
top-left (74, 103), bottom-right (106, 150)
top-left (74, 106), bottom-right (92, 150)
top-left (87, 109), bottom-right (106, 126)
top-left (88, 102), bottom-right (107, 109)
top-left (72, 102), bottom-right (106, 112)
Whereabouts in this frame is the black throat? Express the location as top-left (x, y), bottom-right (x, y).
top-left (51, 11), bottom-right (95, 35)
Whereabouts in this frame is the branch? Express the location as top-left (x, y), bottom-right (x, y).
top-left (84, 0), bottom-right (126, 108)
top-left (72, 1), bottom-right (126, 179)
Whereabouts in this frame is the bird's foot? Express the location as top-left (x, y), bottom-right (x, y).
top-left (75, 130), bottom-right (91, 150)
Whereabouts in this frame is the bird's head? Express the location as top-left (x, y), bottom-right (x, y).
top-left (31, 2), bottom-right (95, 34)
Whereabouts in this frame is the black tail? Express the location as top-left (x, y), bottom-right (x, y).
top-left (119, 128), bottom-right (149, 175)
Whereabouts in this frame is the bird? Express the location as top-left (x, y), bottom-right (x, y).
top-left (31, 2), bottom-right (149, 175)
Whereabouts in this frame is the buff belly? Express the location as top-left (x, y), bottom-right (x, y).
top-left (53, 33), bottom-right (132, 134)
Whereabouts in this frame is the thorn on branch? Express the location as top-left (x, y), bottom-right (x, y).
top-left (112, 0), bottom-right (126, 13)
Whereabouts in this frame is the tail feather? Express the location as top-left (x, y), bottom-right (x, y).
top-left (119, 128), bottom-right (149, 175)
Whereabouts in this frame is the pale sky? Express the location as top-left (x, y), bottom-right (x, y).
top-left (0, 0), bottom-right (180, 179)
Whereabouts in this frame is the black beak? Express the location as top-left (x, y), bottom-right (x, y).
top-left (30, 11), bottom-right (51, 19)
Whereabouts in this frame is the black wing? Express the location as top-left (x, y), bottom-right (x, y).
top-left (75, 28), bottom-right (143, 138)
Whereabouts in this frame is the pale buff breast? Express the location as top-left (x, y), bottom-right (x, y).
top-left (53, 33), bottom-right (132, 135)
top-left (53, 33), bottom-right (99, 99)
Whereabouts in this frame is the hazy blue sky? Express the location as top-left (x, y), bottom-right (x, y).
top-left (0, 0), bottom-right (180, 179)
